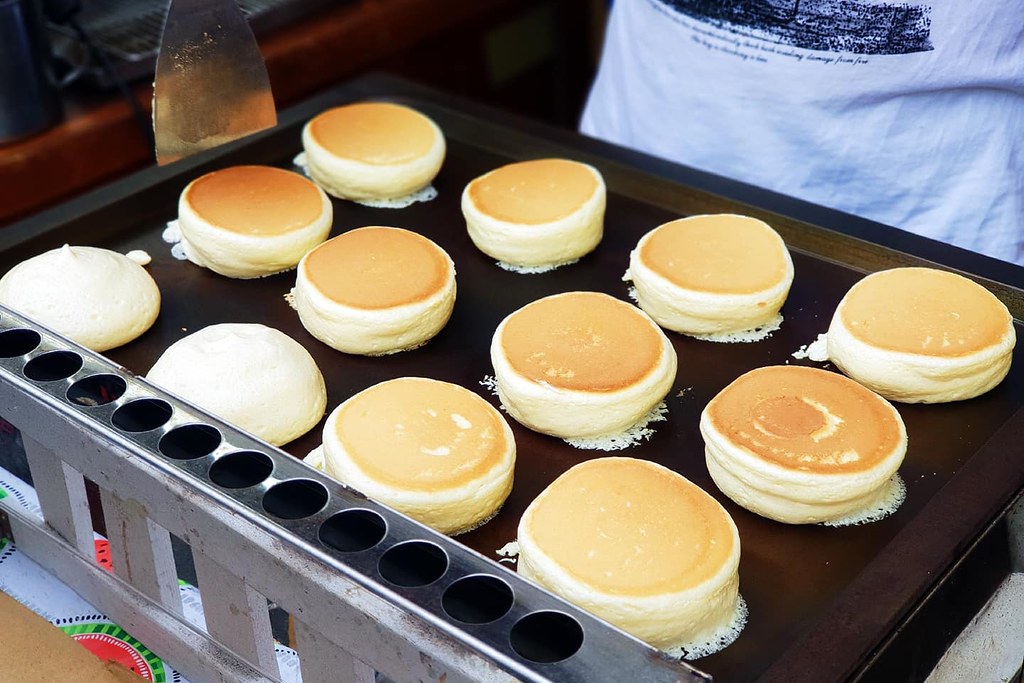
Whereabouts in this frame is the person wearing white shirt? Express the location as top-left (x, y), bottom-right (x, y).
top-left (581, 0), bottom-right (1024, 264)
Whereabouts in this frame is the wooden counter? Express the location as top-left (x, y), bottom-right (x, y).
top-left (0, 0), bottom-right (592, 226)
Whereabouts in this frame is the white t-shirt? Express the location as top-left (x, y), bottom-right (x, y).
top-left (581, 0), bottom-right (1024, 264)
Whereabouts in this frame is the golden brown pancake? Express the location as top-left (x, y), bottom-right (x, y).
top-left (319, 377), bottom-right (514, 534)
top-left (307, 102), bottom-right (436, 165)
top-left (467, 159), bottom-right (599, 225)
top-left (499, 292), bottom-right (664, 392)
top-left (332, 377), bottom-right (510, 492)
top-left (837, 267), bottom-right (1010, 358)
top-left (638, 214), bottom-right (790, 295)
top-left (301, 227), bottom-right (449, 310)
top-left (523, 457), bottom-right (737, 596)
top-left (184, 165), bottom-right (323, 235)
top-left (705, 365), bottom-right (903, 475)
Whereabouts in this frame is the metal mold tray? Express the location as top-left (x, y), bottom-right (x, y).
top-left (1, 74), bottom-right (1022, 682)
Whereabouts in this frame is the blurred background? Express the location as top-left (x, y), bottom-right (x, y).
top-left (0, 0), bottom-right (608, 225)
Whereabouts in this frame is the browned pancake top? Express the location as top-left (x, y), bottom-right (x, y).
top-left (185, 165), bottom-right (322, 235)
top-left (638, 215), bottom-right (789, 294)
top-left (333, 378), bottom-right (509, 491)
top-left (838, 268), bottom-right (1010, 357)
top-left (706, 365), bottom-right (903, 473)
top-left (308, 102), bottom-right (436, 165)
top-left (500, 292), bottom-right (664, 392)
top-left (524, 458), bottom-right (736, 596)
top-left (468, 159), bottom-right (598, 224)
top-left (302, 227), bottom-right (449, 309)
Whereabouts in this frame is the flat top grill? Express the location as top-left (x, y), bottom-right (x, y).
top-left (1, 74), bottom-right (1022, 683)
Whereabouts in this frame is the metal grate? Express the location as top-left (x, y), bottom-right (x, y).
top-left (50, 0), bottom-right (338, 87)
top-left (73, 0), bottom-right (305, 61)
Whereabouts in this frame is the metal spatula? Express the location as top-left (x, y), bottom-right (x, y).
top-left (152, 0), bottom-right (277, 165)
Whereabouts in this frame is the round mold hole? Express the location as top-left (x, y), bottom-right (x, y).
top-left (318, 509), bottom-right (387, 553)
top-left (208, 451), bottom-right (274, 489)
top-left (510, 611), bottom-right (584, 664)
top-left (263, 479), bottom-right (329, 520)
top-left (0, 328), bottom-right (41, 358)
top-left (111, 398), bottom-right (173, 433)
top-left (442, 575), bottom-right (514, 625)
top-left (67, 374), bottom-right (127, 406)
top-left (159, 424), bottom-right (222, 461)
top-left (378, 541), bottom-right (448, 587)
top-left (23, 351), bottom-right (83, 382)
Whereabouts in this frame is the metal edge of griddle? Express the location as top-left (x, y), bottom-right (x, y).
top-left (757, 400), bottom-right (1024, 683)
top-left (851, 488), bottom-right (1024, 682)
top-left (0, 303), bottom-right (710, 683)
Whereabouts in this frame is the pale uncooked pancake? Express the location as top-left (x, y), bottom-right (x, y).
top-left (517, 457), bottom-right (742, 653)
top-left (826, 267), bottom-right (1016, 402)
top-left (146, 324), bottom-right (326, 446)
top-left (701, 365), bottom-right (907, 524)
top-left (291, 226), bottom-right (456, 355)
top-left (0, 245), bottom-right (160, 352)
top-left (627, 214), bottom-right (794, 336)
top-left (302, 102), bottom-right (445, 200)
top-left (462, 159), bottom-right (605, 268)
top-left (177, 165), bottom-right (332, 278)
top-left (490, 291), bottom-right (676, 440)
top-left (321, 377), bottom-right (515, 535)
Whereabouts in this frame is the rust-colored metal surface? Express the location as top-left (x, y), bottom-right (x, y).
top-left (2, 75), bottom-right (1022, 682)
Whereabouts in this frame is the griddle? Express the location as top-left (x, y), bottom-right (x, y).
top-left (1, 74), bottom-right (1021, 682)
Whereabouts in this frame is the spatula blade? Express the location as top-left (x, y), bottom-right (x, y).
top-left (153, 0), bottom-right (277, 165)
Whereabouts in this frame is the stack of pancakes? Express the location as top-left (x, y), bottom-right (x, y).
top-left (826, 267), bottom-right (1015, 403)
top-left (701, 365), bottom-right (907, 525)
top-left (318, 377), bottom-right (515, 535)
top-left (291, 226), bottom-right (457, 355)
top-left (302, 102), bottom-right (445, 201)
top-left (490, 291), bottom-right (676, 441)
top-left (628, 214), bottom-right (794, 338)
top-left (462, 158), bottom-right (605, 269)
top-left (517, 458), bottom-right (743, 655)
top-left (177, 165), bottom-right (332, 279)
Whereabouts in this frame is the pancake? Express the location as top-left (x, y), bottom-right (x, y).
top-left (0, 245), bottom-right (160, 352)
top-left (177, 165), bottom-right (333, 278)
top-left (291, 226), bottom-right (456, 355)
top-left (320, 377), bottom-right (515, 535)
top-left (301, 102), bottom-right (445, 201)
top-left (146, 324), bottom-right (326, 446)
top-left (517, 457), bottom-right (742, 654)
top-left (461, 158), bottom-right (605, 269)
top-left (490, 291), bottom-right (676, 440)
top-left (701, 365), bottom-right (907, 524)
top-left (826, 267), bottom-right (1016, 402)
top-left (627, 214), bottom-right (794, 337)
